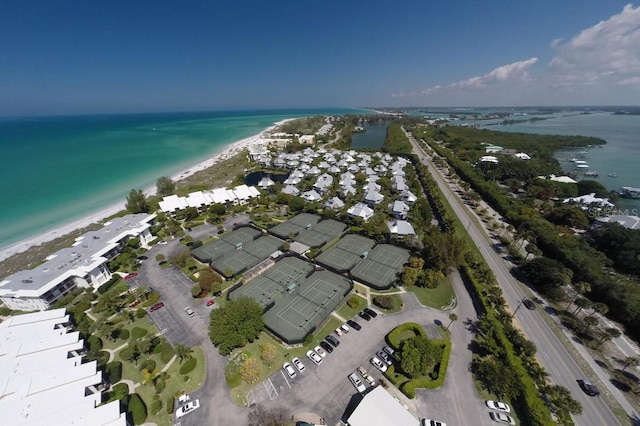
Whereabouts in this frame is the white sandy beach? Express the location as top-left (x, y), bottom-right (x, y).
top-left (0, 118), bottom-right (295, 263)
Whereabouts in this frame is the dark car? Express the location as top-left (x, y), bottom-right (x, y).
top-left (325, 335), bottom-right (340, 347)
top-left (319, 340), bottom-right (334, 353)
top-left (522, 298), bottom-right (536, 310)
top-left (577, 379), bottom-right (600, 396)
top-left (364, 307), bottom-right (378, 318)
top-left (358, 311), bottom-right (372, 321)
top-left (149, 302), bottom-right (164, 312)
top-left (347, 319), bottom-right (362, 331)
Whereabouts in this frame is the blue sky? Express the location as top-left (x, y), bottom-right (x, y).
top-left (1, 1), bottom-right (638, 115)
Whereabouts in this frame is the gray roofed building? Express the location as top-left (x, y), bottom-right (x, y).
top-left (0, 214), bottom-right (155, 312)
top-left (346, 386), bottom-right (419, 426)
top-left (363, 181), bottom-right (381, 192)
top-left (302, 189), bottom-right (322, 202)
top-left (594, 215), bottom-right (640, 230)
top-left (364, 190), bottom-right (384, 205)
top-left (389, 200), bottom-right (411, 219)
top-left (325, 196), bottom-right (345, 211)
top-left (282, 185), bottom-right (300, 195)
top-left (387, 220), bottom-right (416, 238)
top-left (347, 203), bottom-right (375, 221)
top-left (341, 184), bottom-right (357, 197)
top-left (258, 176), bottom-right (275, 189)
top-left (401, 189), bottom-right (418, 203)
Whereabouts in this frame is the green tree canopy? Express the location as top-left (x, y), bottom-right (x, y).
top-left (156, 176), bottom-right (176, 196)
top-left (396, 335), bottom-right (443, 378)
top-left (125, 189), bottom-right (150, 213)
top-left (209, 296), bottom-right (265, 355)
top-left (520, 257), bottom-right (573, 298)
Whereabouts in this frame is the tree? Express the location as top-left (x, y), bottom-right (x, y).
top-left (401, 266), bottom-right (419, 287)
top-left (572, 297), bottom-right (592, 316)
top-left (175, 344), bottom-right (193, 363)
top-left (565, 282), bottom-right (591, 312)
top-left (588, 302), bottom-right (609, 318)
top-left (446, 313), bottom-right (458, 330)
top-left (545, 384), bottom-right (583, 419)
top-left (209, 296), bottom-right (265, 355)
top-left (191, 284), bottom-right (203, 298)
top-left (622, 356), bottom-right (640, 372)
top-left (596, 327), bottom-right (621, 347)
top-left (397, 335), bottom-right (443, 378)
top-left (156, 176), bottom-right (176, 196)
top-left (247, 404), bottom-right (291, 426)
top-left (169, 249), bottom-right (191, 269)
top-left (471, 356), bottom-right (520, 400)
top-left (240, 357), bottom-right (260, 384)
top-left (520, 257), bottom-right (573, 298)
top-left (125, 189), bottom-right (150, 213)
top-left (198, 268), bottom-right (223, 294)
top-left (259, 343), bottom-right (277, 368)
top-left (583, 316), bottom-right (599, 333)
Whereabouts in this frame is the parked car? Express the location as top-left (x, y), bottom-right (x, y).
top-left (486, 400), bottom-right (511, 413)
top-left (325, 335), bottom-right (340, 347)
top-left (348, 372), bottom-right (366, 393)
top-left (184, 307), bottom-right (195, 317)
top-left (522, 298), bottom-right (536, 310)
top-left (206, 299), bottom-right (215, 306)
top-left (292, 357), bottom-right (306, 373)
top-left (314, 345), bottom-right (327, 358)
top-left (178, 393), bottom-right (190, 404)
top-left (364, 373), bottom-right (376, 386)
top-left (577, 379), bottom-right (600, 396)
top-left (357, 366), bottom-right (367, 376)
top-left (370, 356), bottom-right (387, 373)
top-left (422, 420), bottom-right (446, 426)
top-left (124, 272), bottom-right (138, 279)
top-left (175, 399), bottom-right (200, 418)
top-left (340, 324), bottom-right (350, 333)
top-left (283, 362), bottom-right (296, 378)
top-left (347, 319), bottom-right (362, 330)
top-left (149, 302), bottom-right (164, 312)
top-left (377, 350), bottom-right (393, 366)
top-left (382, 345), bottom-right (395, 357)
top-left (358, 311), bottom-right (372, 321)
top-left (364, 307), bottom-right (378, 318)
top-left (158, 240), bottom-right (168, 245)
top-left (319, 341), bottom-right (334, 353)
top-left (306, 350), bottom-right (323, 365)
top-left (490, 412), bottom-right (515, 425)
top-left (334, 328), bottom-right (343, 337)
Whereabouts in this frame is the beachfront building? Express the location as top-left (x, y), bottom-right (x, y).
top-left (0, 309), bottom-right (126, 425)
top-left (158, 184), bottom-right (261, 214)
top-left (0, 214), bottom-right (155, 312)
top-left (563, 193), bottom-right (614, 209)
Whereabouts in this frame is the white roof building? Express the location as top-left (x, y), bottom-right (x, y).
top-left (302, 190), bottom-right (322, 202)
top-left (364, 190), bottom-right (384, 205)
top-left (0, 309), bottom-right (126, 426)
top-left (479, 155), bottom-right (499, 163)
top-left (299, 135), bottom-right (315, 144)
top-left (347, 386), bottom-right (418, 426)
top-left (389, 200), bottom-right (411, 219)
top-left (387, 220), bottom-right (416, 238)
top-left (158, 194), bottom-right (188, 213)
top-left (325, 197), bottom-right (345, 211)
top-left (258, 177), bottom-right (275, 189)
top-left (0, 214), bottom-right (155, 312)
top-left (401, 190), bottom-right (418, 204)
top-left (594, 215), bottom-right (640, 230)
top-left (563, 193), bottom-right (614, 208)
top-left (347, 203), bottom-right (375, 221)
top-left (539, 175), bottom-right (578, 184)
top-left (514, 152), bottom-right (531, 160)
top-left (282, 185), bottom-right (300, 196)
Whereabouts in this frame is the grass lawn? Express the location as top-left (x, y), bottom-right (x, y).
top-left (337, 294), bottom-right (367, 321)
top-left (136, 347), bottom-right (206, 426)
top-left (406, 276), bottom-right (455, 310)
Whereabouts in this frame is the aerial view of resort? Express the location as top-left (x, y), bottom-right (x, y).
top-left (1, 2), bottom-right (640, 426)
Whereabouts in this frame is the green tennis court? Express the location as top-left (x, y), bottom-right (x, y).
top-left (268, 214), bottom-right (347, 248)
top-left (191, 239), bottom-right (234, 263)
top-left (368, 244), bottom-right (411, 268)
top-left (316, 247), bottom-right (360, 271)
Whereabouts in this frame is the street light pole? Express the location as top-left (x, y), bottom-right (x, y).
top-left (511, 300), bottom-right (523, 318)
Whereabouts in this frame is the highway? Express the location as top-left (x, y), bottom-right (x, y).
top-left (404, 128), bottom-right (631, 426)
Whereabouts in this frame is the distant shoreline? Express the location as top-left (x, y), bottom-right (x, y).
top-left (0, 118), bottom-right (295, 263)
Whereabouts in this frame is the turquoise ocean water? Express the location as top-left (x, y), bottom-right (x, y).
top-left (484, 112), bottom-right (640, 212)
top-left (0, 109), bottom-right (367, 249)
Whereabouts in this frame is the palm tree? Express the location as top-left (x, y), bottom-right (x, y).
top-left (596, 327), bottom-right (621, 347)
top-left (587, 302), bottom-right (609, 318)
top-left (446, 313), bottom-right (458, 330)
top-left (622, 356), bottom-right (640, 372)
top-left (565, 282), bottom-right (591, 312)
top-left (175, 344), bottom-right (194, 363)
top-left (583, 316), bottom-right (599, 334)
top-left (572, 297), bottom-right (592, 316)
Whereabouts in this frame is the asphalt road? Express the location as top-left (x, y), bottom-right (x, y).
top-left (405, 129), bottom-right (629, 425)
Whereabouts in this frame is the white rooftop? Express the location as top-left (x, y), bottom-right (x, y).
top-left (347, 386), bottom-right (419, 426)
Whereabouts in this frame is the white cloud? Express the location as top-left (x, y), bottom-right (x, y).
top-left (392, 4), bottom-right (640, 105)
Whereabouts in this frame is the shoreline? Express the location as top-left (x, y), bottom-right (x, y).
top-left (0, 118), bottom-right (295, 263)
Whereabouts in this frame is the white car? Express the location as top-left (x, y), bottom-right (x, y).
top-left (314, 345), bottom-right (327, 358)
top-left (486, 400), bottom-right (511, 413)
top-left (334, 327), bottom-right (343, 336)
top-left (158, 240), bottom-right (168, 245)
top-left (283, 362), bottom-right (296, 378)
top-left (175, 399), bottom-right (200, 418)
top-left (422, 420), bottom-right (446, 426)
top-left (292, 357), bottom-right (306, 373)
top-left (370, 356), bottom-right (387, 372)
top-left (348, 373), bottom-right (366, 393)
top-left (340, 324), bottom-right (350, 333)
top-left (490, 412), bottom-right (515, 425)
top-left (177, 393), bottom-right (190, 404)
top-left (364, 373), bottom-right (376, 386)
top-left (306, 350), bottom-right (323, 365)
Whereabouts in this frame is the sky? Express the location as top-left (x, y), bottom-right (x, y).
top-left (1, 1), bottom-right (639, 115)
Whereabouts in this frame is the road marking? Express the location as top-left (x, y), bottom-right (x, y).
top-left (280, 370), bottom-right (291, 389)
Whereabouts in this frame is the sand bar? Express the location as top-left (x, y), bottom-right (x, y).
top-left (0, 118), bottom-right (295, 263)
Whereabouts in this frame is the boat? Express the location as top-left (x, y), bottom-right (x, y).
top-left (619, 187), bottom-right (640, 199)
top-left (608, 172), bottom-right (618, 178)
top-left (585, 171), bottom-right (599, 177)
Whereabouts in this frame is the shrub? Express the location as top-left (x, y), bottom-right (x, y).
top-left (303, 333), bottom-right (314, 346)
top-left (179, 357), bottom-right (197, 375)
top-left (151, 399), bottom-right (163, 415)
top-left (190, 240), bottom-right (203, 249)
top-left (347, 295), bottom-right (362, 309)
top-left (106, 361), bottom-right (122, 384)
top-left (135, 308), bottom-right (147, 318)
top-left (155, 253), bottom-right (165, 261)
top-left (373, 295), bottom-right (395, 310)
top-left (191, 285), bottom-right (203, 298)
top-left (107, 382), bottom-right (130, 402)
top-left (166, 396), bottom-right (175, 415)
top-left (87, 335), bottom-right (103, 352)
top-left (117, 329), bottom-right (130, 340)
top-left (126, 393), bottom-right (147, 425)
top-left (98, 276), bottom-right (120, 294)
top-left (140, 359), bottom-right (156, 373)
top-left (131, 327), bottom-right (148, 339)
top-left (95, 350), bottom-right (110, 369)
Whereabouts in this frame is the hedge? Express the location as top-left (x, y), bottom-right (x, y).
top-left (117, 328), bottom-right (130, 340)
top-left (131, 327), bottom-right (148, 339)
top-left (140, 359), bottom-right (156, 373)
top-left (399, 340), bottom-right (451, 398)
top-left (97, 276), bottom-right (121, 294)
top-left (126, 393), bottom-right (147, 425)
top-left (386, 322), bottom-right (426, 348)
top-left (179, 357), bottom-right (197, 375)
top-left (95, 350), bottom-right (110, 369)
top-left (166, 396), bottom-right (175, 415)
top-left (87, 335), bottom-right (103, 352)
top-left (105, 361), bottom-right (122, 384)
top-left (107, 382), bottom-right (129, 402)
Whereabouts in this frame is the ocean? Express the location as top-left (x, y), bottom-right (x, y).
top-left (484, 111), bottom-right (640, 212)
top-left (0, 108), bottom-right (367, 250)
